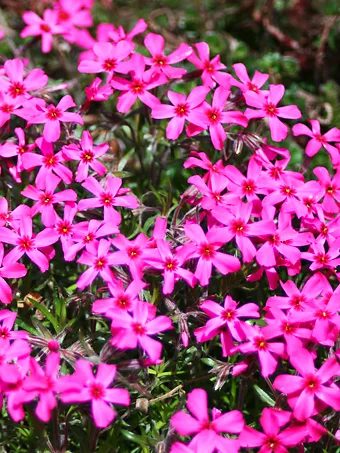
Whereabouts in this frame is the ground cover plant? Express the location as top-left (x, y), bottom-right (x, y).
top-left (0, 0), bottom-right (339, 452)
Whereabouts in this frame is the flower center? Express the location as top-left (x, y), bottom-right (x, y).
top-left (304, 375), bottom-right (320, 393)
top-left (315, 253), bottom-right (329, 265)
top-left (153, 55), bottom-right (167, 66)
top-left (0, 327), bottom-right (9, 339)
top-left (18, 236), bottom-right (33, 251)
top-left (100, 192), bottom-right (113, 206)
top-left (40, 23), bottom-right (51, 33)
top-left (0, 103), bottom-right (14, 113)
top-left (199, 243), bottom-right (215, 259)
top-left (43, 154), bottom-right (58, 168)
top-left (280, 185), bottom-right (296, 197)
top-left (40, 192), bottom-right (54, 205)
top-left (254, 336), bottom-right (268, 350)
top-left (207, 108), bottom-right (221, 124)
top-left (203, 61), bottom-right (214, 73)
top-left (326, 185), bottom-right (334, 194)
top-left (247, 82), bottom-right (259, 93)
top-left (127, 247), bottom-right (140, 259)
top-left (46, 106), bottom-right (62, 121)
top-left (231, 219), bottom-right (247, 235)
top-left (132, 322), bottom-right (146, 335)
top-left (80, 150), bottom-right (94, 163)
top-left (94, 257), bottom-right (107, 270)
top-left (102, 58), bottom-right (116, 72)
top-left (84, 233), bottom-right (95, 243)
top-left (314, 133), bottom-right (326, 144)
top-left (316, 310), bottom-right (330, 319)
top-left (269, 166), bottom-right (283, 180)
top-left (58, 10), bottom-right (70, 21)
top-left (222, 309), bottom-right (236, 321)
top-left (57, 221), bottom-right (72, 236)
top-left (8, 82), bottom-right (26, 98)
top-left (130, 78), bottom-right (145, 94)
top-left (18, 145), bottom-right (28, 154)
top-left (174, 103), bottom-right (189, 117)
top-left (165, 258), bottom-right (177, 271)
top-left (116, 295), bottom-right (131, 309)
top-left (89, 382), bottom-right (105, 399)
top-left (242, 179), bottom-right (256, 195)
top-left (264, 102), bottom-right (278, 117)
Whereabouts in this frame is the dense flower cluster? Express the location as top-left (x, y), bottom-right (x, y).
top-left (0, 0), bottom-right (339, 450)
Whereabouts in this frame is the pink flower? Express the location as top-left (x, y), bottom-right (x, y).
top-left (59, 360), bottom-right (130, 428)
top-left (313, 166), bottom-right (340, 213)
top-left (273, 349), bottom-right (340, 420)
top-left (20, 9), bottom-right (65, 53)
top-left (292, 120), bottom-right (340, 164)
top-left (229, 63), bottom-right (269, 94)
top-left (78, 41), bottom-right (133, 78)
top-left (0, 59), bottom-right (48, 100)
top-left (239, 408), bottom-right (306, 452)
top-left (21, 174), bottom-right (77, 227)
top-left (0, 243), bottom-right (27, 304)
top-left (54, 0), bottom-right (93, 29)
top-left (171, 388), bottom-right (244, 453)
top-left (22, 137), bottom-right (72, 189)
top-left (22, 353), bottom-right (60, 422)
top-left (17, 95), bottom-right (83, 143)
top-left (144, 33), bottom-right (192, 79)
top-left (76, 239), bottom-right (117, 289)
top-left (0, 215), bottom-right (58, 272)
top-left (151, 86), bottom-right (210, 140)
top-left (183, 223), bottom-right (241, 286)
top-left (0, 92), bottom-right (23, 127)
top-left (110, 233), bottom-right (149, 280)
top-left (109, 301), bottom-right (172, 361)
top-left (245, 84), bottom-right (301, 141)
top-left (62, 131), bottom-right (107, 182)
top-left (188, 42), bottom-right (230, 87)
top-left (186, 87), bottom-right (248, 150)
top-left (78, 176), bottom-right (138, 225)
top-left (54, 203), bottom-right (78, 255)
top-left (110, 54), bottom-right (167, 113)
top-left (84, 77), bottom-right (113, 101)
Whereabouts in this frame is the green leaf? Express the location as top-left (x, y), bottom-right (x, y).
top-left (28, 297), bottom-right (59, 332)
top-left (253, 385), bottom-right (275, 407)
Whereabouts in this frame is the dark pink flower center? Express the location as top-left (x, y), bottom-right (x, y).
top-left (80, 150), bottom-right (94, 163)
top-left (58, 10), bottom-right (70, 21)
top-left (280, 185), bottom-right (296, 198)
top-left (94, 257), bottom-right (107, 270)
top-left (265, 436), bottom-right (280, 451)
top-left (102, 58), bottom-right (116, 72)
top-left (304, 375), bottom-right (320, 393)
top-left (8, 82), bottom-right (26, 98)
top-left (269, 166), bottom-right (283, 180)
top-left (40, 23), bottom-right (51, 33)
top-left (316, 309), bottom-right (330, 319)
top-left (132, 322), bottom-right (146, 335)
top-left (164, 257), bottom-right (178, 271)
top-left (100, 192), bottom-right (113, 206)
top-left (153, 55), bottom-right (167, 66)
top-left (57, 221), bottom-right (72, 236)
top-left (18, 144), bottom-right (28, 154)
top-left (282, 322), bottom-right (295, 334)
top-left (320, 223), bottom-right (328, 236)
top-left (46, 106), bottom-right (62, 121)
top-left (314, 253), bottom-right (329, 266)
top-left (254, 336), bottom-right (268, 350)
top-left (127, 247), bottom-right (141, 259)
top-left (43, 153), bottom-right (58, 168)
top-left (264, 102), bottom-right (278, 117)
top-left (40, 192), bottom-right (54, 205)
top-left (0, 103), bottom-right (14, 113)
top-left (290, 294), bottom-right (305, 310)
top-left (207, 108), bottom-right (221, 124)
top-left (203, 61), bottom-right (215, 73)
top-left (314, 133), bottom-right (326, 144)
top-left (0, 327), bottom-right (10, 339)
top-left (174, 103), bottom-right (189, 117)
top-left (326, 185), bottom-right (334, 195)
top-left (116, 295), bottom-right (131, 309)
top-left (247, 82), bottom-right (259, 93)
top-left (89, 382), bottom-right (105, 399)
top-left (221, 309), bottom-right (236, 321)
top-left (18, 236), bottom-right (34, 251)
top-left (269, 234), bottom-right (280, 246)
top-left (84, 233), bottom-right (95, 243)
top-left (230, 219), bottom-right (247, 235)
top-left (130, 78), bottom-right (145, 94)
top-left (242, 179), bottom-right (256, 195)
top-left (199, 243), bottom-right (215, 259)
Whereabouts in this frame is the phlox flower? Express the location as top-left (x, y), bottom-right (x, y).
top-left (0, 310), bottom-right (27, 340)
top-left (143, 239), bottom-right (196, 294)
top-left (59, 360), bottom-right (130, 428)
top-left (78, 175), bottom-right (138, 225)
top-left (109, 301), bottom-right (172, 362)
top-left (0, 92), bottom-right (24, 127)
top-left (109, 18), bottom-right (147, 43)
top-left (62, 130), bottom-right (107, 182)
top-left (21, 174), bottom-right (77, 227)
top-left (195, 295), bottom-right (259, 356)
top-left (301, 239), bottom-right (340, 272)
top-left (244, 84), bottom-right (301, 142)
top-left (273, 349), bottom-right (340, 421)
top-left (144, 33), bottom-right (192, 79)
top-left (187, 174), bottom-right (233, 210)
top-left (0, 337), bottom-right (31, 384)
top-left (313, 166), bottom-right (340, 213)
top-left (0, 215), bottom-right (58, 272)
top-left (292, 119), bottom-right (340, 164)
top-left (239, 408), bottom-right (306, 452)
top-left (0, 198), bottom-right (30, 229)
top-left (188, 42), bottom-right (230, 87)
top-left (0, 243), bottom-right (27, 304)
top-left (84, 77), bottom-right (113, 101)
top-left (110, 53), bottom-right (167, 113)
top-left (0, 59), bottom-right (48, 100)
top-left (54, 0), bottom-right (93, 31)
top-left (171, 388), bottom-right (244, 453)
top-left (2, 359), bottom-right (30, 422)
top-left (110, 233), bottom-right (149, 280)
top-left (152, 86), bottom-right (210, 140)
top-left (76, 238), bottom-right (117, 289)
top-left (54, 203), bottom-right (78, 255)
top-left (21, 353), bottom-right (60, 422)
top-left (0, 127), bottom-right (36, 177)
top-left (229, 63), bottom-right (269, 94)
top-left (184, 151), bottom-right (228, 187)
top-left (182, 223), bottom-right (241, 286)
top-left (20, 9), bottom-right (65, 53)
top-left (186, 87), bottom-right (248, 150)
top-left (21, 137), bottom-right (72, 189)
top-left (78, 41), bottom-right (134, 79)
top-left (16, 95), bottom-right (83, 143)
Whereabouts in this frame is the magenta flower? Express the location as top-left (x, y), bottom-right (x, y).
top-left (183, 223), bottom-right (241, 286)
top-left (54, 203), bottom-right (78, 255)
top-left (0, 243), bottom-right (27, 304)
top-left (59, 360), bottom-right (130, 428)
top-left (21, 353), bottom-right (60, 422)
top-left (239, 408), bottom-right (306, 452)
top-left (186, 87), bottom-right (248, 150)
top-left (292, 120), bottom-right (340, 164)
top-left (188, 174), bottom-right (232, 210)
top-left (188, 42), bottom-right (230, 87)
top-left (84, 77), bottom-right (113, 102)
top-left (171, 388), bottom-right (244, 453)
top-left (54, 0), bottom-right (93, 29)
top-left (78, 41), bottom-right (134, 78)
top-left (22, 174), bottom-right (77, 227)
top-left (0, 337), bottom-right (31, 385)
top-left (0, 310), bottom-right (27, 340)
top-left (273, 349), bottom-right (340, 420)
top-left (20, 9), bottom-right (65, 53)
top-left (229, 63), bottom-right (269, 94)
top-left (62, 131), bottom-right (107, 182)
top-left (301, 239), bottom-right (340, 272)
top-left (212, 202), bottom-right (276, 262)
top-left (0, 215), bottom-right (58, 272)
top-left (195, 295), bottom-right (259, 356)
top-left (76, 239), bottom-right (117, 289)
top-left (78, 176), bottom-right (138, 224)
top-left (17, 95), bottom-right (83, 143)
top-left (0, 127), bottom-right (36, 176)
top-left (0, 198), bottom-right (30, 229)
top-left (144, 239), bottom-right (195, 294)
top-left (244, 84), bottom-right (301, 141)
top-left (110, 54), bottom-right (167, 113)
top-left (109, 301), bottom-right (172, 361)
top-left (110, 233), bottom-right (149, 280)
top-left (0, 59), bottom-right (48, 100)
top-left (151, 86), bottom-right (210, 140)
top-left (0, 92), bottom-right (23, 127)
top-left (22, 137), bottom-right (72, 189)
top-left (313, 166), bottom-right (340, 213)
top-left (144, 33), bottom-right (192, 79)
